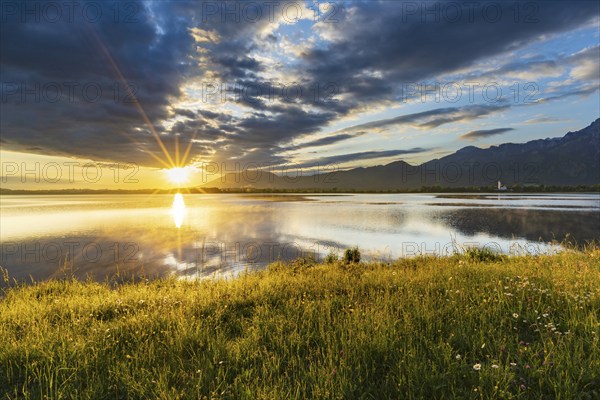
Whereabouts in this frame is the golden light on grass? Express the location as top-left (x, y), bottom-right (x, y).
top-left (2, 245), bottom-right (599, 398)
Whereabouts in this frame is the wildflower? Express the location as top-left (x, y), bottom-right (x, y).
top-left (510, 362), bottom-right (517, 367)
top-left (456, 354), bottom-right (461, 360)
top-left (491, 364), bottom-right (499, 369)
top-left (473, 363), bottom-right (482, 371)
top-left (513, 313), bottom-right (519, 318)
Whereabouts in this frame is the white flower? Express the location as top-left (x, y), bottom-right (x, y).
top-left (491, 364), bottom-right (499, 369)
top-left (473, 363), bottom-right (482, 371)
top-left (456, 354), bottom-right (461, 360)
top-left (513, 313), bottom-right (519, 318)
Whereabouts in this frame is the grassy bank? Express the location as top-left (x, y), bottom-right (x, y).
top-left (1, 249), bottom-right (599, 399)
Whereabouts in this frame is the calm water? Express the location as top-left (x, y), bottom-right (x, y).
top-left (1, 193), bottom-right (599, 283)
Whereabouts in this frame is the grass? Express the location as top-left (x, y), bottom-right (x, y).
top-left (1, 247), bottom-right (599, 399)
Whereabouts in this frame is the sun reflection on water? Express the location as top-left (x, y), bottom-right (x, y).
top-left (171, 193), bottom-right (186, 228)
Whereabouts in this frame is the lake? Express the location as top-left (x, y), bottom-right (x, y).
top-left (1, 193), bottom-right (599, 283)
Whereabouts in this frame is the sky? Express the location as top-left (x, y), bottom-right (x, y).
top-left (1, 0), bottom-right (599, 189)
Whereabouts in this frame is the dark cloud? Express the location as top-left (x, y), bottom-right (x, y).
top-left (288, 133), bottom-right (361, 150)
top-left (173, 108), bottom-right (198, 119)
top-left (0, 0), bottom-right (195, 166)
top-left (337, 104), bottom-right (510, 135)
top-left (294, 148), bottom-right (430, 168)
top-left (234, 106), bottom-right (337, 145)
top-left (460, 128), bottom-right (515, 141)
top-left (523, 116), bottom-right (571, 125)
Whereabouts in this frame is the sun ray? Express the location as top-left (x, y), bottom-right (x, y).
top-left (86, 25), bottom-right (176, 169)
top-left (180, 133), bottom-right (197, 167)
top-left (175, 134), bottom-right (180, 167)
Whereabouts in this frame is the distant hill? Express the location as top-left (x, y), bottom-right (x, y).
top-left (200, 118), bottom-right (600, 190)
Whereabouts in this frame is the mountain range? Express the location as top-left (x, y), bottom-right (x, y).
top-left (200, 118), bottom-right (600, 190)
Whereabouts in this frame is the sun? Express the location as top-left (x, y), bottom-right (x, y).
top-left (164, 167), bottom-right (190, 185)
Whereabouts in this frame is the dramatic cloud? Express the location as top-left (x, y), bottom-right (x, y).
top-left (460, 128), bottom-right (515, 141)
top-left (0, 0), bottom-right (195, 166)
top-left (337, 104), bottom-right (511, 135)
top-left (302, 1), bottom-right (600, 106)
top-left (1, 0), bottom-right (599, 170)
top-left (287, 133), bottom-right (365, 150)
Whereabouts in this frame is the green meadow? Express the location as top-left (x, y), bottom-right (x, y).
top-left (1, 247), bottom-right (599, 399)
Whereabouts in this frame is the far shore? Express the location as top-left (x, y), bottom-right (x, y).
top-left (1, 184), bottom-right (599, 196)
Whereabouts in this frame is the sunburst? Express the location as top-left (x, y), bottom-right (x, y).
top-left (165, 167), bottom-right (190, 185)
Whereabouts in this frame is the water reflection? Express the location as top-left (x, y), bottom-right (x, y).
top-left (0, 193), bottom-right (598, 285)
top-left (171, 193), bottom-right (186, 228)
top-left (435, 208), bottom-right (600, 243)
